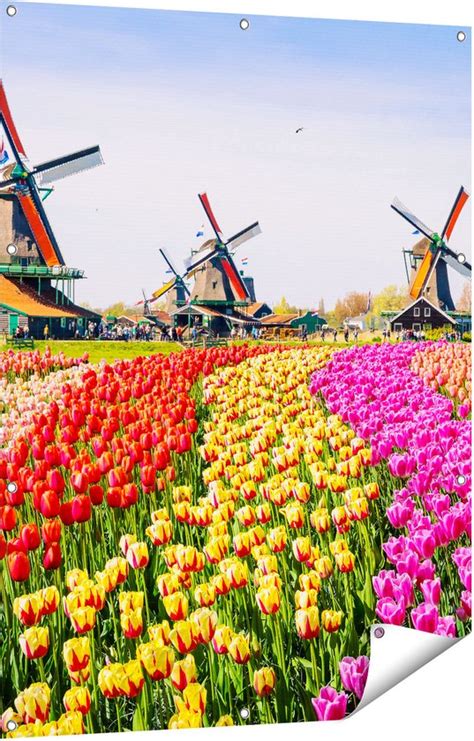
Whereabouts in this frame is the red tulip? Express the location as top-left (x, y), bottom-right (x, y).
top-left (42, 519), bottom-right (61, 544)
top-left (71, 472), bottom-right (89, 494)
top-left (43, 542), bottom-right (62, 570)
top-left (8, 551), bottom-right (30, 581)
top-left (0, 532), bottom-right (6, 559)
top-left (5, 482), bottom-right (24, 506)
top-left (140, 466), bottom-right (155, 488)
top-left (20, 524), bottom-right (41, 551)
top-left (0, 505), bottom-right (16, 531)
top-left (177, 434), bottom-right (192, 454)
top-left (72, 495), bottom-right (92, 523)
top-left (89, 484), bottom-right (104, 505)
top-left (7, 537), bottom-right (27, 554)
top-left (40, 490), bottom-right (61, 519)
top-left (47, 469), bottom-right (65, 494)
top-left (106, 487), bottom-right (122, 508)
top-left (59, 500), bottom-right (75, 526)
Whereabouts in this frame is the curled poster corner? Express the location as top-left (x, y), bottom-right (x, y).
top-left (353, 624), bottom-right (461, 714)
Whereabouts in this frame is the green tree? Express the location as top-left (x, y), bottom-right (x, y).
top-left (372, 285), bottom-right (410, 315)
top-left (273, 296), bottom-right (299, 314)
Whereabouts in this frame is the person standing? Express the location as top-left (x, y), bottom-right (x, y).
top-left (43, 323), bottom-right (49, 341)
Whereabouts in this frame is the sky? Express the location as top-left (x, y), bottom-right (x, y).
top-left (0, 1), bottom-right (471, 309)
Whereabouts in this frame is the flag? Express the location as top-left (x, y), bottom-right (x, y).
top-left (0, 138), bottom-right (9, 165)
top-left (241, 257), bottom-right (248, 265)
top-left (412, 229), bottom-right (420, 235)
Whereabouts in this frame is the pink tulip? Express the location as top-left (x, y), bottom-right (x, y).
top-left (312, 686), bottom-right (348, 721)
top-left (410, 603), bottom-right (439, 633)
top-left (420, 578), bottom-right (441, 605)
top-left (375, 597), bottom-right (406, 626)
top-left (339, 656), bottom-right (369, 700)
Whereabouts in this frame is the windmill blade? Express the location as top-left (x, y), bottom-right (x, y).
top-left (391, 197), bottom-right (435, 241)
top-left (226, 221), bottom-right (261, 251)
top-left (151, 278), bottom-right (176, 301)
top-left (159, 247), bottom-right (180, 277)
top-left (220, 255), bottom-right (249, 301)
top-left (440, 247), bottom-right (472, 278)
top-left (441, 186), bottom-right (470, 241)
top-left (410, 246), bottom-right (438, 300)
top-left (184, 245), bottom-right (218, 276)
top-left (198, 193), bottom-right (225, 242)
top-left (34, 146), bottom-right (103, 186)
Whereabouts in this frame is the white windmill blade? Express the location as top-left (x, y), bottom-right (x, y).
top-left (440, 249), bottom-right (472, 278)
top-left (34, 146), bottom-right (104, 186)
top-left (226, 222), bottom-right (262, 251)
top-left (184, 245), bottom-right (217, 275)
top-left (391, 197), bottom-right (435, 241)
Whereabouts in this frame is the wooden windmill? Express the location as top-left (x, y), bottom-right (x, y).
top-left (0, 81), bottom-right (103, 337)
top-left (146, 248), bottom-right (190, 315)
top-left (392, 186), bottom-right (471, 311)
top-left (183, 192), bottom-right (261, 306)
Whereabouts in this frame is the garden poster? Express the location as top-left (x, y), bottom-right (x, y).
top-left (0, 0), bottom-right (471, 737)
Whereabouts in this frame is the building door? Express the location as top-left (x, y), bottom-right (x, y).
top-left (9, 314), bottom-right (19, 334)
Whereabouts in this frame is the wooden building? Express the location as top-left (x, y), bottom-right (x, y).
top-left (389, 297), bottom-right (457, 333)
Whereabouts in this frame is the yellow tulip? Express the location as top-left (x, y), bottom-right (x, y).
top-left (253, 667), bottom-right (276, 697)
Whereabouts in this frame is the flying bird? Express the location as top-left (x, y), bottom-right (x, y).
top-left (295, 127), bottom-right (304, 133)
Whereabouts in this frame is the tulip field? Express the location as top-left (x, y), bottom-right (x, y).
top-left (0, 341), bottom-right (471, 735)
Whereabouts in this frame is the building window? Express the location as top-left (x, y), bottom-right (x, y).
top-left (413, 323), bottom-right (421, 331)
top-left (414, 307), bottom-right (420, 317)
top-left (424, 307), bottom-right (431, 317)
top-left (394, 323), bottom-right (402, 332)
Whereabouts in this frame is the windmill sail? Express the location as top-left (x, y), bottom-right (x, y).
top-left (227, 222), bottom-right (261, 251)
top-left (35, 146), bottom-right (104, 186)
top-left (440, 249), bottom-right (472, 278)
top-left (391, 197), bottom-right (435, 241)
top-left (441, 186), bottom-right (469, 241)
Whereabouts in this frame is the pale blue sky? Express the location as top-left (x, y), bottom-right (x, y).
top-left (1, 2), bottom-right (471, 308)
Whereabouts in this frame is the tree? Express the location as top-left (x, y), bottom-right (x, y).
top-left (79, 301), bottom-right (103, 314)
top-left (273, 296), bottom-right (299, 314)
top-left (102, 302), bottom-right (138, 318)
top-left (318, 298), bottom-right (326, 316)
top-left (457, 282), bottom-right (472, 312)
top-left (372, 285), bottom-right (410, 315)
top-left (333, 292), bottom-right (369, 323)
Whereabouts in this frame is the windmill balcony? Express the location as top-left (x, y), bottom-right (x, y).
top-left (0, 264), bottom-right (85, 279)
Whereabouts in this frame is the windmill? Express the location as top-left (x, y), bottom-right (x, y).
top-left (0, 84), bottom-right (103, 268)
top-left (0, 81), bottom-right (103, 338)
top-left (391, 186), bottom-right (471, 311)
top-left (145, 248), bottom-right (190, 314)
top-left (183, 192), bottom-right (261, 304)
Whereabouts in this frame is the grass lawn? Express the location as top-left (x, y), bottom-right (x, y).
top-left (20, 340), bottom-right (183, 364)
